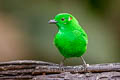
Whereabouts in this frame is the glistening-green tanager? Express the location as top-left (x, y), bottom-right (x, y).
top-left (49, 13), bottom-right (88, 69)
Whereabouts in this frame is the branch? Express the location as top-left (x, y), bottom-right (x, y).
top-left (0, 60), bottom-right (120, 80)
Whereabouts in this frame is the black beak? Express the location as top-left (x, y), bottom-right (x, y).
top-left (48, 19), bottom-right (57, 24)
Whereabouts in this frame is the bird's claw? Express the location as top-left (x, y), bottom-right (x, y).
top-left (81, 64), bottom-right (89, 72)
top-left (59, 62), bottom-right (65, 72)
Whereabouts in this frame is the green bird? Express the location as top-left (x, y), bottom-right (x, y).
top-left (49, 13), bottom-right (88, 69)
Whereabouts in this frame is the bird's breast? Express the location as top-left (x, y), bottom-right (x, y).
top-left (54, 30), bottom-right (87, 48)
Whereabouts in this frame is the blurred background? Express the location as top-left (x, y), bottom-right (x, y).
top-left (0, 0), bottom-right (120, 65)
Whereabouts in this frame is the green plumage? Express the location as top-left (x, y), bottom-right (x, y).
top-left (50, 13), bottom-right (88, 59)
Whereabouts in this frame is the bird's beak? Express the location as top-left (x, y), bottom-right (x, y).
top-left (48, 19), bottom-right (57, 24)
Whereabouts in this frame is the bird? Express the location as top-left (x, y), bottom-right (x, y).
top-left (48, 13), bottom-right (88, 70)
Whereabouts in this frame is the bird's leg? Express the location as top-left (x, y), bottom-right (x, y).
top-left (59, 57), bottom-right (66, 72)
top-left (60, 57), bottom-right (66, 67)
top-left (80, 56), bottom-right (89, 72)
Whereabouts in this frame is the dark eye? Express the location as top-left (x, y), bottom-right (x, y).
top-left (61, 18), bottom-right (65, 21)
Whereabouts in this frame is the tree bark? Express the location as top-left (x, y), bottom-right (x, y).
top-left (0, 60), bottom-right (119, 80)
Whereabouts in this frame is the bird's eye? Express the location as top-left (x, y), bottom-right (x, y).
top-left (61, 18), bottom-right (65, 21)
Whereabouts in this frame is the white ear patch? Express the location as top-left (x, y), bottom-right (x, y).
top-left (68, 17), bottom-right (72, 21)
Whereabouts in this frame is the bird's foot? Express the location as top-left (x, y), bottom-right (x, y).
top-left (59, 62), bottom-right (65, 72)
top-left (81, 64), bottom-right (89, 72)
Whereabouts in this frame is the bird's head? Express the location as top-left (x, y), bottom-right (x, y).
top-left (49, 13), bottom-right (79, 30)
